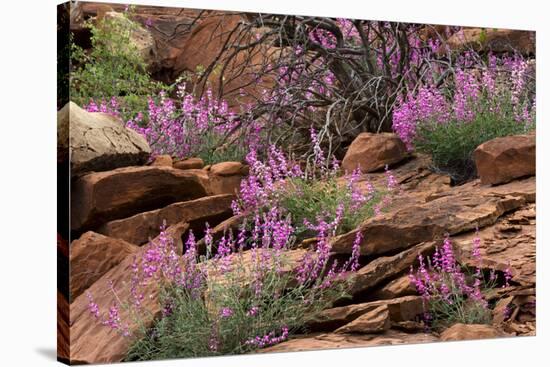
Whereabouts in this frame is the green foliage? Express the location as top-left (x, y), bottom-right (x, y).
top-left (277, 176), bottom-right (384, 240)
top-left (415, 113), bottom-right (532, 183)
top-left (478, 28), bottom-right (488, 45)
top-left (195, 131), bottom-right (250, 165)
top-left (70, 13), bottom-right (167, 120)
top-left (414, 83), bottom-right (535, 183)
top-left (126, 248), bottom-right (352, 360)
top-left (424, 269), bottom-right (496, 330)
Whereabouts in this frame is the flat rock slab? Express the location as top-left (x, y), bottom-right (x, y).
top-left (335, 305), bottom-right (390, 334)
top-left (350, 242), bottom-right (436, 297)
top-left (453, 203), bottom-right (536, 287)
top-left (331, 177), bottom-right (534, 256)
top-left (173, 157), bottom-right (204, 170)
top-left (70, 231), bottom-right (138, 301)
top-left (368, 274), bottom-right (416, 301)
top-left (209, 161), bottom-right (248, 176)
top-left (71, 166), bottom-right (210, 231)
top-left (439, 323), bottom-right (507, 342)
top-left (260, 330), bottom-right (438, 354)
top-left (58, 102), bottom-right (151, 177)
top-left (98, 194), bottom-right (234, 245)
top-left (309, 296), bottom-right (423, 332)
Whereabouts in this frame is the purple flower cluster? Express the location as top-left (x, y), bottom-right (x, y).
top-left (125, 87), bottom-right (249, 159)
top-left (246, 306), bottom-right (259, 317)
top-left (409, 235), bottom-right (490, 311)
top-left (219, 307), bottom-right (234, 318)
top-left (296, 205), bottom-right (361, 287)
top-left (409, 232), bottom-right (516, 325)
top-left (393, 54), bottom-right (535, 150)
top-left (392, 85), bottom-right (450, 150)
top-left (86, 84), bottom-right (264, 161)
top-left (85, 291), bottom-right (131, 337)
top-left (232, 145), bottom-right (302, 215)
top-left (84, 97), bottom-right (120, 117)
top-left (244, 327), bottom-right (289, 348)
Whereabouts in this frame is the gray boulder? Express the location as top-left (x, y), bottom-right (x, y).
top-left (57, 101), bottom-right (151, 176)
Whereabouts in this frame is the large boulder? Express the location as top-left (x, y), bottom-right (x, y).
top-left (341, 133), bottom-right (408, 173)
top-left (70, 232), bottom-right (138, 301)
top-left (171, 12), bottom-right (277, 106)
top-left (98, 194), bottom-right (235, 245)
top-left (71, 166), bottom-right (210, 231)
top-left (439, 323), bottom-right (506, 341)
top-left (474, 134), bottom-right (535, 185)
top-left (58, 102), bottom-right (151, 177)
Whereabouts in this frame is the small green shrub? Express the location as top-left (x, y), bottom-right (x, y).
top-left (414, 113), bottom-right (532, 183)
top-left (195, 131), bottom-right (251, 165)
top-left (393, 55), bottom-right (535, 183)
top-left (70, 12), bottom-right (167, 120)
top-left (277, 176), bottom-right (385, 240)
top-left (232, 142), bottom-right (398, 242)
top-left (410, 234), bottom-right (511, 330)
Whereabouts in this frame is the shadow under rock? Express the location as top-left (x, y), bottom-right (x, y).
top-left (35, 348), bottom-right (58, 361)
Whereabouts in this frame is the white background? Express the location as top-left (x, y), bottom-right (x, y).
top-left (0, 0), bottom-right (547, 366)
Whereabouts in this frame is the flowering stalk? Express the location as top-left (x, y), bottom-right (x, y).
top-left (409, 234), bottom-right (511, 329)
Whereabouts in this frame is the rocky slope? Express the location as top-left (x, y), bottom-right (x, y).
top-left (58, 103), bottom-right (536, 363)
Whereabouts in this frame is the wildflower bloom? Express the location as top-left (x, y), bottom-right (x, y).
top-left (219, 307), bottom-right (234, 318)
top-left (103, 304), bottom-right (122, 330)
top-left (504, 264), bottom-right (513, 288)
top-left (86, 292), bottom-right (100, 319)
top-left (392, 54), bottom-right (535, 153)
top-left (123, 85), bottom-right (260, 160)
top-left (410, 235), bottom-right (496, 326)
top-left (244, 327), bottom-right (289, 348)
top-left (247, 306), bottom-right (259, 317)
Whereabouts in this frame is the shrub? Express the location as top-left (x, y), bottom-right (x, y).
top-left (278, 170), bottom-right (393, 239)
top-left (409, 233), bottom-right (512, 330)
top-left (232, 130), bottom-right (399, 240)
top-left (393, 54), bottom-right (535, 183)
top-left (125, 85), bottom-right (259, 164)
top-left (84, 84), bottom-right (260, 165)
top-left (87, 209), bottom-right (362, 360)
top-left (70, 11), bottom-right (167, 121)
